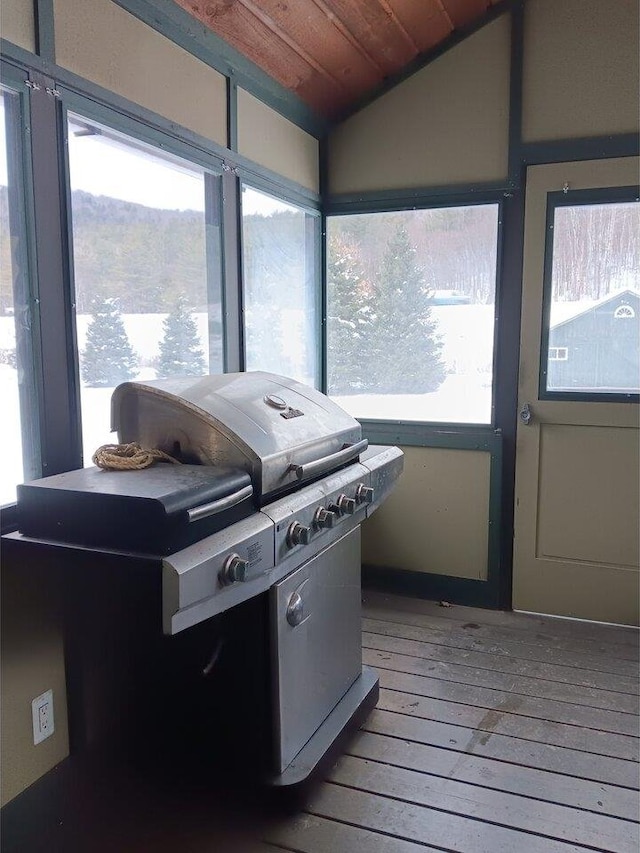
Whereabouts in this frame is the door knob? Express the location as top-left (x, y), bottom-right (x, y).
top-left (519, 403), bottom-right (532, 425)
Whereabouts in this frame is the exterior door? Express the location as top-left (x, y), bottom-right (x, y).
top-left (513, 158), bottom-right (639, 626)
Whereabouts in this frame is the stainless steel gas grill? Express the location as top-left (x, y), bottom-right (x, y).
top-left (15, 371), bottom-right (403, 789)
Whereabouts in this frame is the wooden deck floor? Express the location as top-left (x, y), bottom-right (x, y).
top-left (265, 591), bottom-right (640, 853)
top-left (3, 592), bottom-right (638, 852)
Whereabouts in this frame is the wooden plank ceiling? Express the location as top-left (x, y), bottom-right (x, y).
top-left (172, 0), bottom-right (505, 121)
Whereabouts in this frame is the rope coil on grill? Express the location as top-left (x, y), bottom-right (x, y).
top-left (92, 442), bottom-right (181, 471)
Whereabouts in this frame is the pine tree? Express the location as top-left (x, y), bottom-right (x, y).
top-left (81, 297), bottom-right (137, 387)
top-left (156, 294), bottom-right (206, 377)
top-left (371, 224), bottom-right (446, 394)
top-left (327, 236), bottom-right (375, 394)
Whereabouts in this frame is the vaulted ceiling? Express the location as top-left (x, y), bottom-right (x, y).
top-left (172, 0), bottom-right (508, 122)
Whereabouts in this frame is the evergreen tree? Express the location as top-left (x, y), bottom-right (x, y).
top-left (156, 294), bottom-right (206, 377)
top-left (371, 224), bottom-right (446, 393)
top-left (81, 297), bottom-right (137, 387)
top-left (327, 236), bottom-right (375, 394)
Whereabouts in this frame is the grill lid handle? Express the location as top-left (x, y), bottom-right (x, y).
top-left (290, 439), bottom-right (368, 482)
top-left (187, 485), bottom-right (254, 523)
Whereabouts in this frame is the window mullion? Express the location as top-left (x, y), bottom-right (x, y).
top-left (204, 172), bottom-right (225, 374)
top-left (221, 167), bottom-right (244, 373)
top-left (28, 72), bottom-right (82, 475)
top-left (3, 77), bottom-right (41, 484)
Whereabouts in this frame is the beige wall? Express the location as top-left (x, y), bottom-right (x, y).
top-left (237, 88), bottom-right (320, 192)
top-left (53, 0), bottom-right (227, 147)
top-left (327, 15), bottom-right (511, 194)
top-left (0, 0), bottom-right (35, 52)
top-left (1, 559), bottom-right (69, 806)
top-left (362, 446), bottom-right (490, 581)
top-left (522, 0), bottom-right (639, 142)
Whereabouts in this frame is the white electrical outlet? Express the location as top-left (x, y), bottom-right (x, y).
top-left (32, 689), bottom-right (55, 745)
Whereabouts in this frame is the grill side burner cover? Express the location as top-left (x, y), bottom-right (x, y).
top-left (17, 464), bottom-right (254, 555)
top-left (111, 372), bottom-right (363, 501)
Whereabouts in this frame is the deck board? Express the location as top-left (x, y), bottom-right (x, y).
top-left (377, 686), bottom-right (640, 756)
top-left (364, 707), bottom-right (639, 787)
top-left (347, 730), bottom-right (639, 819)
top-left (328, 754), bottom-right (637, 851)
top-left (266, 594), bottom-right (639, 853)
top-left (371, 663), bottom-right (640, 733)
top-left (362, 614), bottom-right (639, 676)
top-left (291, 782), bottom-right (591, 853)
top-left (362, 622), bottom-right (640, 694)
top-left (362, 591), bottom-right (640, 650)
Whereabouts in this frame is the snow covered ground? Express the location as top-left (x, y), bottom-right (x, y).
top-left (333, 373), bottom-right (492, 423)
top-left (1, 304), bottom-right (496, 505)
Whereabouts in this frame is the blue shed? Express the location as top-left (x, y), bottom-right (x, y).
top-left (547, 289), bottom-right (639, 392)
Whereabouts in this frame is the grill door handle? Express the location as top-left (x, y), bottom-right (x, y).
top-left (290, 439), bottom-right (369, 481)
top-left (187, 485), bottom-right (253, 523)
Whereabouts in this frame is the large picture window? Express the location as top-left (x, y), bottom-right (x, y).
top-left (1, 85), bottom-right (38, 505)
top-left (241, 185), bottom-right (320, 387)
top-left (67, 115), bottom-right (224, 462)
top-left (541, 190), bottom-right (640, 399)
top-left (327, 204), bottom-right (500, 423)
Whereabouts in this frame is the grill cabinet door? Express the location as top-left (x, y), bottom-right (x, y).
top-left (271, 527), bottom-right (362, 773)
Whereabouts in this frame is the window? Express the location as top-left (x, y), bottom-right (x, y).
top-left (67, 115), bottom-right (224, 463)
top-left (326, 204), bottom-right (500, 423)
top-left (542, 191), bottom-right (640, 397)
top-left (241, 185), bottom-right (320, 387)
top-left (614, 305), bottom-right (635, 320)
top-left (1, 85), bottom-right (38, 505)
top-left (549, 347), bottom-right (569, 361)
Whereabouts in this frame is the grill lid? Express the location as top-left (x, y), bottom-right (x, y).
top-left (111, 372), bottom-right (364, 501)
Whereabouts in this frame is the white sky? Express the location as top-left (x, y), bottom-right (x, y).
top-left (0, 99), bottom-right (293, 216)
top-left (67, 120), bottom-right (206, 211)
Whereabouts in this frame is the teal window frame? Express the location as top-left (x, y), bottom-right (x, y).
top-left (539, 186), bottom-right (640, 403)
top-left (324, 197), bottom-right (504, 430)
top-left (0, 63), bottom-right (43, 518)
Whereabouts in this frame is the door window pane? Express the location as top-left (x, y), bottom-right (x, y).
top-left (67, 115), bottom-right (224, 463)
top-left (544, 198), bottom-right (640, 395)
top-left (327, 205), bottom-right (499, 423)
top-left (1, 87), bottom-right (37, 504)
top-left (241, 186), bottom-right (319, 387)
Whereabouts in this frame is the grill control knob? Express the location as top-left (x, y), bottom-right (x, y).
top-left (287, 521), bottom-right (311, 548)
top-left (355, 484), bottom-right (375, 505)
top-left (219, 553), bottom-right (249, 586)
top-left (336, 493), bottom-right (356, 515)
top-left (313, 507), bottom-right (335, 529)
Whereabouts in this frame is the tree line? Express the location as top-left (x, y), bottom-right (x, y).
top-left (551, 202), bottom-right (639, 301)
top-left (2, 188), bottom-right (637, 317)
top-left (2, 189), bottom-right (637, 397)
top-left (81, 294), bottom-right (206, 386)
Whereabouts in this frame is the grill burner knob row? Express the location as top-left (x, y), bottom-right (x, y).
top-left (219, 553), bottom-right (249, 586)
top-left (355, 484), bottom-right (375, 505)
top-left (313, 507), bottom-right (336, 529)
top-left (287, 521), bottom-right (311, 548)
